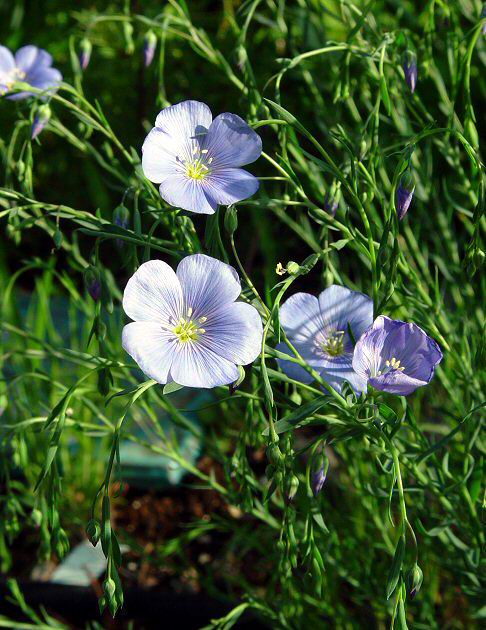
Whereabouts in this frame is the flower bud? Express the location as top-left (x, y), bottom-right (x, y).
top-left (143, 30), bottom-right (157, 67)
top-left (312, 457), bottom-right (329, 497)
top-left (396, 172), bottom-right (415, 220)
top-left (224, 205), bottom-right (238, 235)
top-left (407, 563), bottom-right (424, 599)
top-left (113, 204), bottom-right (130, 230)
top-left (266, 443), bottom-right (283, 466)
top-left (31, 104), bottom-right (51, 140)
top-left (103, 577), bottom-right (117, 600)
top-left (84, 266), bottom-right (102, 301)
top-left (482, 4), bottom-right (486, 36)
top-left (79, 38), bottom-right (92, 71)
top-left (324, 191), bottom-right (339, 217)
top-left (86, 519), bottom-right (101, 546)
top-left (402, 51), bottom-right (418, 94)
top-left (286, 474), bottom-right (299, 503)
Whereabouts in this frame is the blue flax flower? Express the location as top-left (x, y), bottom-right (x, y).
top-left (276, 285), bottom-right (374, 394)
top-left (142, 100), bottom-right (262, 214)
top-left (0, 45), bottom-right (61, 100)
top-left (352, 316), bottom-right (442, 396)
top-left (122, 254), bottom-right (263, 388)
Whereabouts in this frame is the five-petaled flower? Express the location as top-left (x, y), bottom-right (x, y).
top-left (0, 45), bottom-right (61, 100)
top-left (142, 100), bottom-right (262, 215)
top-left (352, 316), bottom-right (442, 396)
top-left (276, 285), bottom-right (374, 394)
top-left (122, 254), bottom-right (263, 388)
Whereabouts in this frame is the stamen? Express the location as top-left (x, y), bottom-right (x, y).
top-left (187, 307), bottom-right (193, 317)
top-left (199, 316), bottom-right (207, 323)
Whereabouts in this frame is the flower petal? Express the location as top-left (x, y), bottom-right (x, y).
top-left (15, 45), bottom-right (52, 72)
top-left (369, 372), bottom-right (425, 396)
top-left (0, 46), bottom-right (15, 74)
top-left (319, 355), bottom-right (367, 394)
top-left (318, 285), bottom-right (373, 340)
top-left (205, 113), bottom-right (262, 168)
top-left (28, 66), bottom-right (62, 90)
top-left (122, 322), bottom-right (176, 384)
top-left (154, 100), bottom-right (213, 162)
top-left (176, 254), bottom-right (241, 318)
top-left (142, 127), bottom-right (181, 184)
top-left (202, 168), bottom-right (259, 206)
top-left (169, 342), bottom-right (239, 388)
top-left (279, 292), bottom-right (322, 343)
top-left (201, 301), bottom-right (263, 365)
top-left (122, 259), bottom-right (183, 324)
top-left (159, 175), bottom-right (216, 214)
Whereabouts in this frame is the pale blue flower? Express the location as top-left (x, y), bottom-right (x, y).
top-left (352, 316), bottom-right (443, 396)
top-left (122, 254), bottom-right (263, 388)
top-left (276, 285), bottom-right (374, 394)
top-left (142, 100), bottom-right (262, 214)
top-left (0, 45), bottom-right (61, 100)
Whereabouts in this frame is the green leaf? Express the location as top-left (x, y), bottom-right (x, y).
top-left (386, 536), bottom-right (405, 600)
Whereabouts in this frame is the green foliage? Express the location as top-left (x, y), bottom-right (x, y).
top-left (1, 0), bottom-right (485, 628)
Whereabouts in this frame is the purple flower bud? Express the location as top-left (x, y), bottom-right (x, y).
top-left (312, 455), bottom-right (329, 497)
top-left (85, 266), bottom-right (102, 301)
top-left (324, 192), bottom-right (339, 217)
top-left (143, 31), bottom-right (157, 68)
top-left (482, 4), bottom-right (486, 35)
top-left (113, 204), bottom-right (130, 230)
top-left (396, 173), bottom-right (415, 220)
top-left (31, 104), bottom-right (51, 140)
top-left (403, 51), bottom-right (418, 93)
top-left (79, 39), bottom-right (92, 71)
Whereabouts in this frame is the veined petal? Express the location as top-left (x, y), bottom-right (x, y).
top-left (201, 301), bottom-right (263, 365)
top-left (142, 127), bottom-right (181, 184)
top-left (319, 355), bottom-right (367, 394)
top-left (205, 113), bottom-right (262, 168)
top-left (122, 259), bottom-right (183, 324)
top-left (202, 168), bottom-right (259, 207)
top-left (176, 254), bottom-right (241, 318)
top-left (159, 175), bottom-right (216, 214)
top-left (154, 100), bottom-right (213, 163)
top-left (279, 292), bottom-right (322, 343)
top-left (169, 342), bottom-right (239, 388)
top-left (369, 372), bottom-right (425, 396)
top-left (318, 285), bottom-right (373, 340)
top-left (15, 45), bottom-right (52, 72)
top-left (122, 322), bottom-right (176, 384)
top-left (0, 46), bottom-right (15, 74)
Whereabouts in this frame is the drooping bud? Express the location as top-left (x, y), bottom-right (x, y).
top-left (266, 443), bottom-right (284, 466)
top-left (143, 30), bottom-right (157, 67)
top-left (86, 518), bottom-right (101, 546)
top-left (402, 51), bottom-right (418, 94)
top-left (286, 474), bottom-right (300, 503)
top-left (84, 266), bottom-right (102, 301)
top-left (311, 457), bottom-right (329, 497)
top-left (79, 38), bottom-right (92, 71)
top-left (224, 204), bottom-right (238, 235)
top-left (407, 563), bottom-right (424, 599)
top-left (31, 104), bottom-right (51, 140)
top-left (113, 204), bottom-right (130, 230)
top-left (396, 172), bottom-right (415, 220)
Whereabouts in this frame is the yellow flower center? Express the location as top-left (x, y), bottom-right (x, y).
top-left (321, 330), bottom-right (345, 357)
top-left (377, 357), bottom-right (405, 375)
top-left (172, 309), bottom-right (207, 343)
top-left (0, 68), bottom-right (26, 95)
top-left (184, 146), bottom-right (212, 180)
